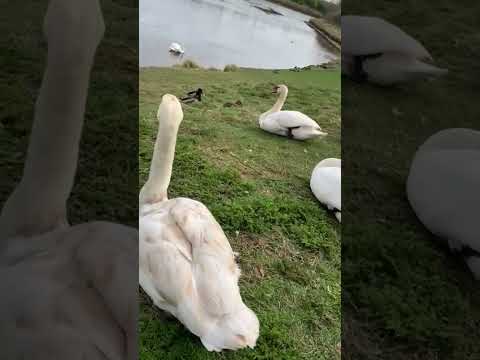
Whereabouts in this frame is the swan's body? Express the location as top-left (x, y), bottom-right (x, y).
top-left (139, 95), bottom-right (259, 352)
top-left (259, 85), bottom-right (327, 140)
top-left (0, 1), bottom-right (137, 358)
top-left (310, 158), bottom-right (341, 222)
top-left (407, 128), bottom-right (480, 279)
top-left (169, 42), bottom-right (184, 54)
top-left (342, 16), bottom-right (448, 85)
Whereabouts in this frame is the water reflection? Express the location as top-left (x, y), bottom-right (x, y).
top-left (140, 0), bottom-right (337, 69)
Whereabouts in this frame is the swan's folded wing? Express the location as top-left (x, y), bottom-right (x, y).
top-left (266, 111), bottom-right (320, 129)
top-left (170, 198), bottom-right (242, 316)
top-left (142, 239), bottom-right (194, 307)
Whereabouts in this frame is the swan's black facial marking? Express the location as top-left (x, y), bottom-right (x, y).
top-left (351, 53), bottom-right (383, 83)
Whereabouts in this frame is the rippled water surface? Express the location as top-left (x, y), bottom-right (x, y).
top-left (140, 0), bottom-right (337, 69)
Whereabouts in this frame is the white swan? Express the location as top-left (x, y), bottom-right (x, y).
top-left (169, 42), bottom-right (184, 54)
top-left (310, 158), bottom-right (341, 222)
top-left (342, 16), bottom-right (448, 85)
top-left (139, 95), bottom-right (260, 352)
top-left (259, 85), bottom-right (328, 140)
top-left (407, 128), bottom-right (480, 279)
top-left (0, 1), bottom-right (137, 358)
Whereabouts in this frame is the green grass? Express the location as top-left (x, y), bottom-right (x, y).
top-left (342, 1), bottom-right (480, 358)
top-left (139, 66), bottom-right (341, 359)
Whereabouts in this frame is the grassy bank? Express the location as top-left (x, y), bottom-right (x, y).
top-left (139, 66), bottom-right (341, 359)
top-left (265, 0), bottom-right (341, 53)
top-left (342, 1), bottom-right (480, 358)
top-left (307, 18), bottom-right (341, 50)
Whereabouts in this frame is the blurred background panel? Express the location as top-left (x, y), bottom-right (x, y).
top-left (341, 1), bottom-right (480, 359)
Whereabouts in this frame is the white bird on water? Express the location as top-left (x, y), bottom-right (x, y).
top-left (169, 42), bottom-right (184, 55)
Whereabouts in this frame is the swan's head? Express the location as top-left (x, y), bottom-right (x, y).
top-left (273, 84), bottom-right (288, 96)
top-left (157, 94), bottom-right (184, 127)
top-left (201, 304), bottom-right (260, 352)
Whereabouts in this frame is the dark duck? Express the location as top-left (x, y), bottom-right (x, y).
top-left (181, 88), bottom-right (203, 103)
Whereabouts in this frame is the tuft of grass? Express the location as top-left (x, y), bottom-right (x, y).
top-left (140, 66), bottom-right (341, 359)
top-left (224, 64), bottom-right (239, 72)
top-left (174, 59), bottom-right (201, 69)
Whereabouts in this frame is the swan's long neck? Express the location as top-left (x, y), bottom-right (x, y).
top-left (0, 45), bottom-right (97, 240)
top-left (140, 107), bottom-right (181, 205)
top-left (259, 90), bottom-right (287, 124)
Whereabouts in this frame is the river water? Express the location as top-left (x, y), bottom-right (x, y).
top-left (140, 0), bottom-right (337, 69)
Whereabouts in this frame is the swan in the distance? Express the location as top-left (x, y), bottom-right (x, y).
top-left (407, 128), bottom-right (480, 279)
top-left (139, 95), bottom-right (260, 352)
top-left (169, 42), bottom-right (184, 55)
top-left (342, 16), bottom-right (448, 85)
top-left (259, 85), bottom-right (328, 140)
top-left (310, 158), bottom-right (341, 222)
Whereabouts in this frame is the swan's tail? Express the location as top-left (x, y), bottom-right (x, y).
top-left (315, 128), bottom-right (328, 137)
top-left (412, 60), bottom-right (448, 78)
top-left (335, 211), bottom-right (341, 223)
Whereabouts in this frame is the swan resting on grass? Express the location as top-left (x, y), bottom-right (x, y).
top-left (342, 15), bottom-right (448, 85)
top-left (139, 95), bottom-right (260, 352)
top-left (407, 128), bottom-right (480, 279)
top-left (310, 158), bottom-right (341, 222)
top-left (259, 85), bottom-right (328, 140)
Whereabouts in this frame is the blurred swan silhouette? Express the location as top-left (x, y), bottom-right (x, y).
top-left (407, 128), bottom-right (480, 279)
top-left (342, 16), bottom-right (448, 85)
